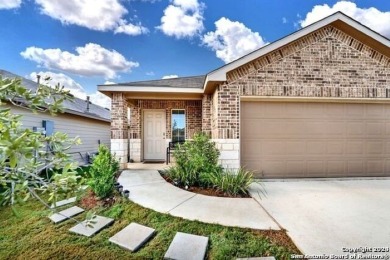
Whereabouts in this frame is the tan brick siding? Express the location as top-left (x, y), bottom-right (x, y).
top-left (215, 25), bottom-right (390, 139)
top-left (202, 94), bottom-right (212, 136)
top-left (128, 100), bottom-right (202, 139)
top-left (111, 93), bottom-right (128, 139)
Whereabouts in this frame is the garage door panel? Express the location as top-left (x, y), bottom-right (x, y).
top-left (241, 101), bottom-right (390, 178)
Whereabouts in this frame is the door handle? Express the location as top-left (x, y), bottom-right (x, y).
top-left (163, 132), bottom-right (165, 139)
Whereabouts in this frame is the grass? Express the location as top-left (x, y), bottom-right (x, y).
top-left (0, 193), bottom-right (301, 259)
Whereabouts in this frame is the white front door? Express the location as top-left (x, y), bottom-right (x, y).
top-left (143, 110), bottom-right (166, 160)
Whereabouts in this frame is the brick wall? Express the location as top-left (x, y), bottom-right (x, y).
top-left (128, 100), bottom-right (202, 140)
top-left (215, 25), bottom-right (390, 140)
top-left (202, 94), bottom-right (212, 136)
top-left (111, 93), bottom-right (129, 139)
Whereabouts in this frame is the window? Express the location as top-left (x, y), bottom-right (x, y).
top-left (171, 110), bottom-right (185, 142)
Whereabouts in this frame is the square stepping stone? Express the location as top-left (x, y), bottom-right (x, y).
top-left (49, 206), bottom-right (84, 224)
top-left (164, 232), bottom-right (208, 260)
top-left (50, 197), bottom-right (76, 208)
top-left (69, 215), bottom-right (114, 237)
top-left (109, 222), bottom-right (155, 252)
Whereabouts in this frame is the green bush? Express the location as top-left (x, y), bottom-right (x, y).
top-left (168, 132), bottom-right (221, 186)
top-left (88, 145), bottom-right (119, 199)
top-left (206, 168), bottom-right (255, 196)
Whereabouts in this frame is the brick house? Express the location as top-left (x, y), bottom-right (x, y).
top-left (98, 12), bottom-right (390, 178)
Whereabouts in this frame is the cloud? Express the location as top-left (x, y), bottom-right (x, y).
top-left (21, 43), bottom-right (139, 79)
top-left (282, 17), bottom-right (288, 24)
top-left (30, 71), bottom-right (111, 108)
top-left (162, 75), bottom-right (178, 79)
top-left (158, 0), bottom-right (205, 39)
top-left (202, 17), bottom-right (267, 63)
top-left (299, 1), bottom-right (390, 37)
top-left (30, 71), bottom-right (87, 99)
top-left (89, 92), bottom-right (111, 109)
top-left (0, 0), bottom-right (21, 9)
top-left (145, 71), bottom-right (155, 76)
top-left (114, 19), bottom-right (149, 36)
top-left (104, 80), bottom-right (116, 85)
top-left (34, 0), bottom-right (148, 35)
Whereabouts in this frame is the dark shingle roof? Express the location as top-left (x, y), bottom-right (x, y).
top-left (0, 70), bottom-right (110, 122)
top-left (110, 75), bottom-right (205, 89)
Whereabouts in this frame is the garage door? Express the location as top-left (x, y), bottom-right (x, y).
top-left (241, 101), bottom-right (390, 178)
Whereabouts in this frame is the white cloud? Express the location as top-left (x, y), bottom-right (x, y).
top-left (34, 0), bottom-right (148, 35)
top-left (30, 71), bottom-right (111, 108)
top-left (202, 17), bottom-right (267, 63)
top-left (282, 17), bottom-right (288, 24)
top-left (146, 71), bottom-right (155, 76)
top-left (0, 0), bottom-right (21, 9)
top-left (30, 71), bottom-right (87, 99)
top-left (104, 80), bottom-right (116, 85)
top-left (89, 92), bottom-right (111, 109)
top-left (162, 75), bottom-right (178, 79)
top-left (299, 1), bottom-right (390, 37)
top-left (114, 19), bottom-right (149, 36)
top-left (21, 43), bottom-right (139, 79)
top-left (158, 0), bottom-right (205, 39)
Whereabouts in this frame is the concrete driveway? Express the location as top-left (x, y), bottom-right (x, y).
top-left (249, 179), bottom-right (390, 256)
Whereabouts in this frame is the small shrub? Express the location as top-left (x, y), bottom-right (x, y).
top-left (204, 168), bottom-right (256, 196)
top-left (167, 132), bottom-right (222, 186)
top-left (88, 145), bottom-right (119, 199)
top-left (105, 204), bottom-right (124, 219)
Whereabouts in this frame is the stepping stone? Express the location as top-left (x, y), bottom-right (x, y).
top-left (164, 232), bottom-right (208, 260)
top-left (50, 197), bottom-right (76, 208)
top-left (236, 256), bottom-right (275, 260)
top-left (49, 206), bottom-right (84, 224)
top-left (109, 222), bottom-right (155, 252)
top-left (69, 215), bottom-right (114, 237)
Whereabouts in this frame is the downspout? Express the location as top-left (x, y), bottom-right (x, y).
top-left (127, 107), bottom-right (132, 163)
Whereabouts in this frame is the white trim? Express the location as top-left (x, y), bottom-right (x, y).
top-left (98, 85), bottom-right (203, 94)
top-left (204, 12), bottom-right (390, 84)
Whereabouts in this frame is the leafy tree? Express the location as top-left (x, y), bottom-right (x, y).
top-left (0, 75), bottom-right (82, 208)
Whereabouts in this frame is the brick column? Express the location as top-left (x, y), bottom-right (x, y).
top-left (213, 83), bottom-right (240, 170)
top-left (202, 94), bottom-right (212, 136)
top-left (129, 102), bottom-right (141, 162)
top-left (111, 93), bottom-right (128, 168)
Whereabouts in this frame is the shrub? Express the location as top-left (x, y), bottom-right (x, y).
top-left (202, 168), bottom-right (256, 196)
top-left (168, 132), bottom-right (221, 186)
top-left (88, 145), bottom-right (119, 199)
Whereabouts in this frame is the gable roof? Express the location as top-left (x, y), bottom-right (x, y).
top-left (0, 70), bottom-right (111, 122)
top-left (205, 12), bottom-right (390, 86)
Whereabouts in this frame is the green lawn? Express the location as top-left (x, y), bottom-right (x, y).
top-left (0, 194), bottom-right (300, 259)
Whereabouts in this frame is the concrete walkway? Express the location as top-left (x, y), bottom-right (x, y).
top-left (118, 170), bottom-right (280, 230)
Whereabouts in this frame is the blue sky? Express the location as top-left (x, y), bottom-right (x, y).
top-left (0, 0), bottom-right (389, 107)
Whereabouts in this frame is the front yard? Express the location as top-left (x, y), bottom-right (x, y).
top-left (0, 194), bottom-right (300, 259)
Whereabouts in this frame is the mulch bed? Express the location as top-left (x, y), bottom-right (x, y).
top-left (79, 190), bottom-right (117, 209)
top-left (159, 171), bottom-right (251, 198)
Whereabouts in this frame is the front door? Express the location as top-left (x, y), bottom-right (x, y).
top-left (143, 110), bottom-right (166, 160)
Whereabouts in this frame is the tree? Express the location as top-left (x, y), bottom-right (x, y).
top-left (0, 75), bottom-right (82, 208)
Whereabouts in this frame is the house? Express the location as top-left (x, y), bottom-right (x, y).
top-left (98, 12), bottom-right (390, 178)
top-left (1, 69), bottom-right (111, 165)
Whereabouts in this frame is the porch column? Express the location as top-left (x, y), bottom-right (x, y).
top-left (214, 83), bottom-right (240, 170)
top-left (129, 102), bottom-right (141, 162)
top-left (111, 93), bottom-right (129, 169)
top-left (202, 94), bottom-right (212, 136)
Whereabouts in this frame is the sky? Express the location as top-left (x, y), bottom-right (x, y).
top-left (0, 0), bottom-right (390, 108)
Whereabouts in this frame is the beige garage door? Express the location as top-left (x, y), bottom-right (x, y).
top-left (241, 101), bottom-right (390, 178)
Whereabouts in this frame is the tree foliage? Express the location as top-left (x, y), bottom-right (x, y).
top-left (0, 76), bottom-right (82, 207)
